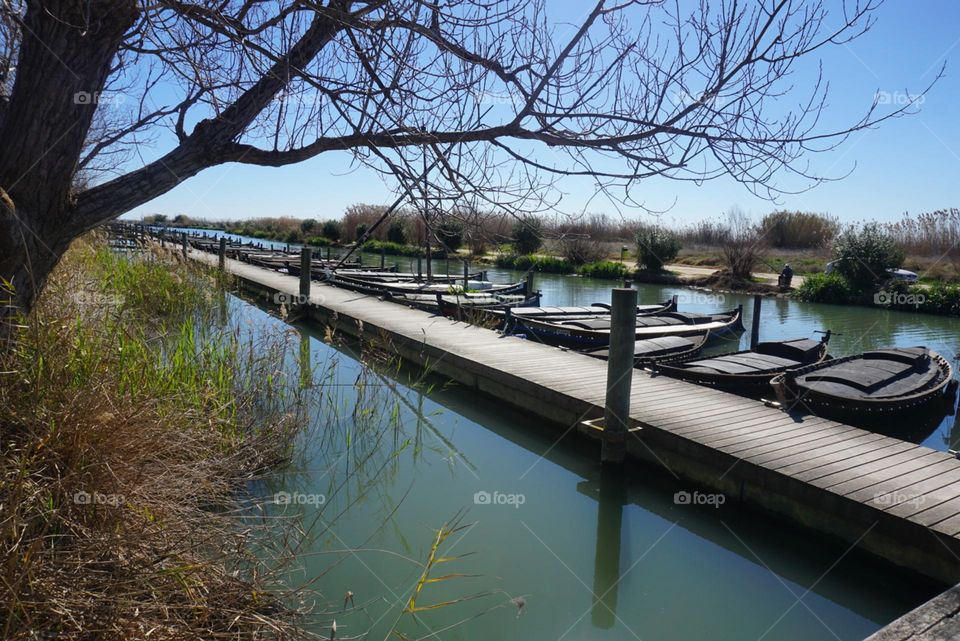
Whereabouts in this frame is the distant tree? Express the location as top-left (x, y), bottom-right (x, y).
top-left (636, 227), bottom-right (681, 271)
top-left (355, 223), bottom-right (368, 242)
top-left (832, 223), bottom-right (905, 289)
top-left (511, 218), bottom-right (542, 255)
top-left (300, 218), bottom-right (318, 234)
top-left (152, 214), bottom-right (168, 224)
top-left (387, 221), bottom-right (408, 245)
top-left (172, 214), bottom-right (189, 225)
top-left (321, 219), bottom-right (342, 242)
top-left (720, 208), bottom-right (765, 281)
top-left (437, 220), bottom-right (464, 251)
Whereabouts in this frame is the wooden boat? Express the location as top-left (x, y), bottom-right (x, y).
top-left (771, 347), bottom-right (956, 423)
top-left (506, 297), bottom-right (677, 320)
top-left (581, 333), bottom-right (709, 366)
top-left (653, 336), bottom-right (831, 396)
top-left (432, 292), bottom-right (541, 318)
top-left (333, 272), bottom-right (528, 296)
top-left (511, 306), bottom-right (744, 349)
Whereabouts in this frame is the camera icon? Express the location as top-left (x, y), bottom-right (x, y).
top-left (873, 291), bottom-right (889, 305)
top-left (473, 490), bottom-right (492, 505)
top-left (74, 91), bottom-right (94, 105)
top-left (673, 491), bottom-right (691, 505)
top-left (73, 490), bottom-right (91, 504)
top-left (274, 492), bottom-right (291, 505)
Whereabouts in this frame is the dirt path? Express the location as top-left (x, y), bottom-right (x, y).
top-left (665, 264), bottom-right (807, 288)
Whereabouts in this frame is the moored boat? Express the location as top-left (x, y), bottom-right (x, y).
top-left (653, 336), bottom-right (831, 396)
top-left (511, 306), bottom-right (744, 349)
top-left (771, 347), bottom-right (956, 424)
top-left (581, 333), bottom-right (709, 366)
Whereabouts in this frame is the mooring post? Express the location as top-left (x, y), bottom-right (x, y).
top-left (750, 294), bottom-right (762, 350)
top-left (218, 237), bottom-right (227, 270)
top-left (380, 248), bottom-right (386, 270)
top-left (417, 256), bottom-right (422, 282)
top-left (602, 287), bottom-right (638, 464)
top-left (181, 232), bottom-right (188, 258)
top-left (463, 261), bottom-right (469, 283)
top-left (299, 247), bottom-right (312, 304)
top-left (525, 272), bottom-right (535, 298)
top-left (326, 246), bottom-right (331, 260)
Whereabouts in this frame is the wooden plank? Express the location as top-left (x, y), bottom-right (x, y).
top-left (793, 443), bottom-right (931, 483)
top-left (819, 453), bottom-right (950, 496)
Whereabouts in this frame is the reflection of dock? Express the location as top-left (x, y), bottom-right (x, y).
top-left (188, 247), bottom-right (960, 593)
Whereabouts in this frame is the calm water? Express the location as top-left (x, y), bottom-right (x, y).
top-left (179, 227), bottom-right (957, 639)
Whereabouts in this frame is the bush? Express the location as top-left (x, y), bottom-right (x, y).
top-left (720, 209), bottom-right (765, 280)
top-left (300, 218), bottom-right (318, 234)
top-left (387, 220), bottom-right (408, 244)
top-left (355, 222), bottom-right (368, 241)
top-left (306, 235), bottom-right (333, 247)
top-left (635, 227), bottom-right (681, 271)
top-left (494, 254), bottom-right (574, 274)
top-left (795, 273), bottom-right (853, 304)
top-left (578, 261), bottom-right (627, 279)
top-left (917, 282), bottom-right (960, 315)
top-left (362, 239), bottom-right (422, 257)
top-left (558, 236), bottom-right (606, 265)
top-left (759, 211), bottom-right (838, 249)
top-left (321, 219), bottom-right (342, 242)
top-left (437, 220), bottom-right (464, 251)
top-left (832, 223), bottom-right (905, 290)
top-left (511, 217), bottom-right (542, 255)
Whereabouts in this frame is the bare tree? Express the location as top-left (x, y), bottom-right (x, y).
top-left (0, 0), bottom-right (937, 328)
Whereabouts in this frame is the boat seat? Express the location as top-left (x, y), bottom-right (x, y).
top-left (862, 347), bottom-right (928, 366)
top-left (756, 339), bottom-right (821, 362)
top-left (682, 353), bottom-right (799, 375)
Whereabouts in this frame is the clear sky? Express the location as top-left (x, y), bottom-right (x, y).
top-left (124, 0), bottom-right (960, 226)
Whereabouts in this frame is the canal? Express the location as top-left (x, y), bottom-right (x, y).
top-left (184, 233), bottom-right (958, 640)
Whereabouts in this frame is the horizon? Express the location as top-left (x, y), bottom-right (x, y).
top-left (121, 0), bottom-right (960, 226)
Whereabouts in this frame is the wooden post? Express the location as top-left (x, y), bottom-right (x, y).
top-left (417, 255), bottom-right (422, 282)
top-left (591, 468), bottom-right (625, 629)
top-left (218, 237), bottom-right (227, 270)
top-left (300, 247), bottom-right (312, 303)
top-left (749, 294), bottom-right (762, 350)
top-left (463, 261), bottom-right (469, 283)
top-left (602, 288), bottom-right (637, 464)
top-left (181, 232), bottom-right (188, 258)
top-left (525, 272), bottom-right (535, 298)
top-left (380, 247), bottom-right (386, 270)
top-left (326, 246), bottom-right (331, 260)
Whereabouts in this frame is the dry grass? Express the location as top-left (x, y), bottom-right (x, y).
top-left (0, 237), bottom-right (315, 640)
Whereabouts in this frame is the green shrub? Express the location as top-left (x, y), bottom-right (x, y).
top-left (321, 219), bottom-right (342, 242)
top-left (511, 218), bottom-right (542, 255)
top-left (832, 223), bottom-right (905, 290)
top-left (578, 261), bottom-right (627, 279)
top-left (387, 220), bottom-right (408, 244)
top-left (355, 222), bottom-right (368, 241)
top-left (306, 235), bottom-right (333, 247)
top-left (917, 282), bottom-right (960, 315)
top-left (795, 273), bottom-right (853, 304)
top-left (362, 239), bottom-right (421, 257)
top-left (300, 218), bottom-right (318, 234)
top-left (437, 220), bottom-right (464, 251)
top-left (635, 227), bottom-right (681, 271)
top-left (494, 254), bottom-right (574, 274)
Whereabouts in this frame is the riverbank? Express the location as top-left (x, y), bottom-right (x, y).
top-left (0, 238), bottom-right (314, 639)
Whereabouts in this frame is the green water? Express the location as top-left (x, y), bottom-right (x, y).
top-left (183, 229), bottom-right (957, 639)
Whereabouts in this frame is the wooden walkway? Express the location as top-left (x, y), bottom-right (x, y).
top-left (191, 248), bottom-right (960, 587)
top-left (866, 583), bottom-right (960, 640)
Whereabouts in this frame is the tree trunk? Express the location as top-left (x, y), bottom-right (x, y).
top-left (0, 0), bottom-right (137, 336)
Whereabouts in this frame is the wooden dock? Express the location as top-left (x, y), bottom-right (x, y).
top-left (178, 245), bottom-right (960, 589)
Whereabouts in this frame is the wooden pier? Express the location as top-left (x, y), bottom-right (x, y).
top-left (169, 241), bottom-right (960, 587)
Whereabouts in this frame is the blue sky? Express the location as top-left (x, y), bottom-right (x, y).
top-left (125, 0), bottom-right (960, 226)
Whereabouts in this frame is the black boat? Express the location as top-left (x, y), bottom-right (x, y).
top-left (511, 307), bottom-right (744, 349)
top-left (771, 347), bottom-right (956, 423)
top-left (581, 333), bottom-right (709, 367)
top-left (653, 336), bottom-right (831, 396)
top-left (506, 297), bottom-right (678, 321)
